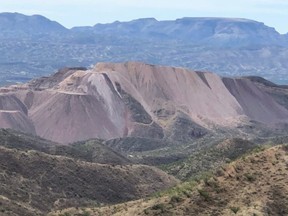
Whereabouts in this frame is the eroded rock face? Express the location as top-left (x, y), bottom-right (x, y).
top-left (0, 62), bottom-right (288, 143)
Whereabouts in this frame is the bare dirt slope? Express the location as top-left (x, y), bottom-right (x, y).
top-left (0, 111), bottom-right (35, 134)
top-left (57, 145), bottom-right (288, 216)
top-left (1, 62), bottom-right (288, 143)
top-left (0, 94), bottom-right (35, 134)
top-left (245, 76), bottom-right (288, 111)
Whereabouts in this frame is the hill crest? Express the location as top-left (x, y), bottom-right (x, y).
top-left (0, 62), bottom-right (288, 143)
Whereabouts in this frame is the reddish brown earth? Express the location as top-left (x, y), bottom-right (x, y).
top-left (0, 62), bottom-right (288, 143)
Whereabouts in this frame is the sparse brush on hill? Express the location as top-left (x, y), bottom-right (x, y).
top-left (55, 144), bottom-right (288, 216)
top-left (0, 130), bottom-right (178, 215)
top-left (160, 138), bottom-right (257, 180)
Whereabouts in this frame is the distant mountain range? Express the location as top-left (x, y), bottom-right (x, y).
top-left (0, 12), bottom-right (288, 84)
top-left (0, 13), bottom-right (286, 45)
top-left (73, 17), bottom-right (287, 46)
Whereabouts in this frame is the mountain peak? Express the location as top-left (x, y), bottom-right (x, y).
top-left (0, 12), bottom-right (67, 37)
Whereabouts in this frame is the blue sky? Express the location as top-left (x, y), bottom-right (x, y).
top-left (0, 0), bottom-right (287, 33)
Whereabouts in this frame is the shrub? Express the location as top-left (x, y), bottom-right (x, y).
top-left (59, 213), bottom-right (71, 216)
top-left (183, 190), bottom-right (191, 198)
top-left (143, 208), bottom-right (149, 215)
top-left (198, 189), bottom-right (210, 201)
top-left (230, 206), bottom-right (240, 214)
top-left (282, 144), bottom-right (288, 152)
top-left (170, 195), bottom-right (183, 204)
top-left (215, 168), bottom-right (225, 177)
top-left (244, 173), bottom-right (256, 182)
top-left (81, 211), bottom-right (90, 216)
top-left (151, 203), bottom-right (165, 213)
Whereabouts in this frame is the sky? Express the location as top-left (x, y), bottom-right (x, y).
top-left (0, 0), bottom-right (287, 33)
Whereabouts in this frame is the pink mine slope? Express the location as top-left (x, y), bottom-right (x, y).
top-left (0, 62), bottom-right (287, 143)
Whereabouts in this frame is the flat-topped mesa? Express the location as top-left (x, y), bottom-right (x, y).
top-left (0, 62), bottom-right (288, 143)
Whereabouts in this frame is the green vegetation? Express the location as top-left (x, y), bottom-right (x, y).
top-left (81, 211), bottom-right (91, 216)
top-left (244, 173), bottom-right (257, 182)
top-left (2, 120), bottom-right (288, 216)
top-left (59, 213), bottom-right (71, 216)
top-left (160, 137), bottom-right (258, 180)
top-left (151, 203), bottom-right (165, 213)
top-left (169, 195), bottom-right (183, 204)
top-left (0, 129), bottom-right (130, 165)
top-left (48, 144), bottom-right (288, 216)
top-left (230, 206), bottom-right (240, 214)
top-left (197, 189), bottom-right (210, 201)
top-left (153, 180), bottom-right (197, 198)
